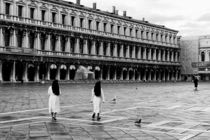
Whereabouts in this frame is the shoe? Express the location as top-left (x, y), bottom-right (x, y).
top-left (53, 117), bottom-right (57, 121)
top-left (92, 113), bottom-right (95, 119)
top-left (97, 113), bottom-right (101, 121)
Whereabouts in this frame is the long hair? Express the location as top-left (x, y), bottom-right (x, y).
top-left (52, 80), bottom-right (60, 96)
top-left (94, 81), bottom-right (101, 97)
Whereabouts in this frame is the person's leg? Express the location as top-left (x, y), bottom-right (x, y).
top-left (51, 112), bottom-right (53, 119)
top-left (54, 112), bottom-right (57, 120)
top-left (92, 113), bottom-right (95, 119)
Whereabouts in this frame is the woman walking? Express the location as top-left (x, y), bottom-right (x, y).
top-left (48, 80), bottom-right (61, 120)
top-left (91, 81), bottom-right (105, 120)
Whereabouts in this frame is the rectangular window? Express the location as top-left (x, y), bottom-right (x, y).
top-left (80, 18), bottom-right (84, 28)
top-left (52, 12), bottom-right (56, 23)
top-left (135, 30), bottom-right (138, 38)
top-left (88, 20), bottom-right (92, 29)
top-left (5, 3), bottom-right (10, 15)
top-left (96, 21), bottom-right (100, 31)
top-left (62, 14), bottom-right (66, 25)
top-left (151, 33), bottom-right (153, 40)
top-left (117, 26), bottom-right (120, 34)
top-left (124, 27), bottom-right (126, 35)
top-left (18, 5), bottom-right (23, 17)
top-left (103, 23), bottom-right (107, 32)
top-left (30, 8), bottom-right (34, 19)
top-left (41, 10), bottom-right (45, 21)
top-left (71, 16), bottom-right (75, 26)
top-left (141, 31), bottom-right (144, 39)
top-left (111, 24), bottom-right (114, 33)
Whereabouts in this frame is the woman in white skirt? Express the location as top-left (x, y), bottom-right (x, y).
top-left (91, 81), bottom-right (105, 120)
top-left (48, 80), bottom-right (61, 121)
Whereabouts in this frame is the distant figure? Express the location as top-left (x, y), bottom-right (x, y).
top-left (193, 76), bottom-right (199, 91)
top-left (111, 95), bottom-right (117, 103)
top-left (91, 81), bottom-right (105, 120)
top-left (135, 118), bottom-right (142, 125)
top-left (48, 80), bottom-right (61, 121)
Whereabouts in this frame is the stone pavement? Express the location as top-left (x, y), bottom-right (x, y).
top-left (0, 82), bottom-right (210, 140)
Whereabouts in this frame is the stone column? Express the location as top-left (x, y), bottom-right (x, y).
top-left (75, 38), bottom-right (80, 54)
top-left (167, 51), bottom-right (170, 61)
top-left (126, 45), bottom-right (130, 58)
top-left (106, 42), bottom-right (111, 56)
top-left (137, 46), bottom-right (141, 59)
top-left (46, 64), bottom-right (50, 81)
top-left (107, 66), bottom-right (110, 80)
top-left (158, 50), bottom-right (161, 61)
top-left (148, 70), bottom-right (151, 81)
top-left (163, 50), bottom-right (166, 61)
top-left (114, 44), bottom-right (117, 57)
top-left (120, 44), bottom-right (124, 57)
top-left (66, 65), bottom-right (70, 80)
top-left (65, 37), bottom-right (70, 53)
top-left (143, 48), bottom-right (147, 59)
top-left (148, 48), bottom-right (151, 60)
top-left (23, 63), bottom-right (28, 82)
top-left (99, 42), bottom-right (103, 56)
top-left (35, 64), bottom-right (40, 82)
top-left (56, 36), bottom-right (61, 52)
top-left (113, 68), bottom-right (117, 80)
top-left (143, 69), bottom-right (147, 81)
top-left (45, 34), bottom-right (50, 51)
top-left (126, 70), bottom-right (129, 80)
top-left (120, 69), bottom-right (123, 80)
top-left (0, 60), bottom-right (2, 82)
top-left (132, 46), bottom-right (135, 59)
top-left (0, 28), bottom-right (4, 48)
top-left (153, 49), bottom-right (156, 61)
top-left (132, 70), bottom-right (135, 81)
top-left (12, 29), bottom-right (17, 47)
top-left (84, 39), bottom-right (88, 55)
top-left (10, 61), bottom-right (16, 82)
top-left (100, 68), bottom-right (103, 80)
top-left (35, 33), bottom-right (40, 50)
top-left (153, 70), bottom-right (157, 81)
top-left (23, 31), bottom-right (29, 48)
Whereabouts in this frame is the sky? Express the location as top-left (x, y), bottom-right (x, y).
top-left (65, 0), bottom-right (210, 37)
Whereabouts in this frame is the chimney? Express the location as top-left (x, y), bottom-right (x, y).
top-left (76, 0), bottom-right (80, 5)
top-left (123, 11), bottom-right (126, 17)
top-left (93, 3), bottom-right (96, 9)
top-left (115, 10), bottom-right (118, 15)
top-left (112, 6), bottom-right (116, 14)
top-left (142, 17), bottom-right (145, 21)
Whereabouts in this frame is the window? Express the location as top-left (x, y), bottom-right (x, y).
top-left (30, 8), bottom-right (34, 19)
top-left (80, 18), bottom-right (84, 28)
top-left (52, 12), bottom-right (56, 23)
top-left (130, 28), bottom-right (132, 37)
top-left (117, 26), bottom-right (120, 34)
top-left (5, 3), bottom-right (10, 15)
top-left (146, 32), bottom-right (149, 39)
top-left (151, 33), bottom-right (154, 40)
top-left (62, 14), bottom-right (66, 25)
top-left (201, 52), bottom-right (205, 62)
top-left (124, 27), bottom-right (126, 35)
top-left (71, 16), bottom-right (75, 26)
top-left (41, 10), bottom-right (45, 21)
top-left (111, 24), bottom-right (114, 33)
top-left (18, 5), bottom-right (23, 17)
top-left (96, 21), bottom-right (100, 31)
top-left (156, 34), bottom-right (159, 41)
top-left (103, 23), bottom-right (107, 32)
top-left (135, 30), bottom-right (138, 38)
top-left (88, 20), bottom-right (92, 29)
top-left (141, 31), bottom-right (144, 39)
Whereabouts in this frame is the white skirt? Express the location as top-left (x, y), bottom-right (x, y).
top-left (49, 95), bottom-right (60, 113)
top-left (93, 96), bottom-right (102, 114)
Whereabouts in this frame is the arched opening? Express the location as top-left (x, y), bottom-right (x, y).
top-left (95, 66), bottom-right (100, 80)
top-left (116, 68), bottom-right (121, 80)
top-left (39, 63), bottom-right (47, 80)
top-left (50, 64), bottom-right (57, 80)
top-left (201, 52), bottom-right (205, 62)
top-left (123, 69), bottom-right (127, 80)
top-left (28, 64), bottom-right (35, 81)
top-left (129, 69), bottom-right (134, 80)
top-left (4, 28), bottom-right (11, 47)
top-left (60, 65), bottom-right (67, 80)
top-left (70, 65), bottom-right (76, 80)
top-left (2, 61), bottom-right (12, 81)
top-left (102, 67), bottom-right (108, 80)
top-left (109, 66), bottom-right (115, 80)
top-left (15, 61), bottom-right (24, 81)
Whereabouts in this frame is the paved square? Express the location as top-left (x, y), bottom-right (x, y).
top-left (0, 82), bottom-right (210, 140)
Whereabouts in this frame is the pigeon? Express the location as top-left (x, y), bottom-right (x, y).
top-left (135, 119), bottom-right (141, 124)
top-left (111, 95), bottom-right (117, 103)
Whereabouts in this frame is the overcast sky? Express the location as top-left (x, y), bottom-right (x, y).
top-left (65, 0), bottom-right (210, 37)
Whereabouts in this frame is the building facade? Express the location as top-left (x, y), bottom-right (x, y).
top-left (0, 0), bottom-right (181, 83)
top-left (181, 35), bottom-right (210, 81)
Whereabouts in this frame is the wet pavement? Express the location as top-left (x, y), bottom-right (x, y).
top-left (0, 82), bottom-right (210, 140)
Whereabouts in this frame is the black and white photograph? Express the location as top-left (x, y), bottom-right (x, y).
top-left (0, 0), bottom-right (210, 139)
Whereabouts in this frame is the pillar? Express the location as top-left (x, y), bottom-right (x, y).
top-left (99, 42), bottom-right (103, 56)
top-left (56, 64), bottom-right (60, 80)
top-left (23, 63), bottom-right (28, 82)
top-left (56, 36), bottom-right (61, 52)
top-left (35, 33), bottom-right (40, 50)
top-left (0, 28), bottom-right (4, 48)
top-left (114, 44), bottom-right (117, 57)
top-left (137, 46), bottom-right (141, 59)
top-left (0, 60), bottom-right (2, 82)
top-left (143, 47), bottom-right (147, 59)
top-left (106, 42), bottom-right (110, 56)
top-left (132, 46), bottom-right (135, 59)
top-left (46, 64), bottom-right (50, 80)
top-left (35, 64), bottom-right (40, 82)
top-left (126, 45), bottom-right (130, 58)
top-left (91, 40), bottom-right (96, 55)
top-left (113, 68), bottom-right (117, 80)
top-left (158, 49), bottom-right (161, 61)
top-left (143, 69), bottom-right (147, 81)
top-left (120, 69), bottom-right (123, 80)
top-left (153, 49), bottom-right (156, 61)
top-left (23, 31), bottom-right (29, 48)
top-left (66, 37), bottom-right (70, 53)
top-left (133, 70), bottom-right (135, 81)
top-left (167, 51), bottom-right (170, 61)
top-left (12, 29), bottom-right (17, 47)
top-left (126, 70), bottom-right (129, 80)
top-left (148, 48), bottom-right (151, 60)
top-left (84, 39), bottom-right (88, 55)
top-left (10, 61), bottom-right (16, 82)
top-left (66, 65), bottom-right (70, 80)
top-left (75, 38), bottom-right (80, 54)
top-left (107, 66), bottom-right (110, 80)
top-left (163, 50), bottom-right (166, 61)
top-left (120, 44), bottom-right (124, 57)
top-left (148, 70), bottom-right (151, 81)
top-left (153, 70), bottom-right (157, 81)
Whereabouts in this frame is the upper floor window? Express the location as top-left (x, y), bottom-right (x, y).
top-left (111, 24), bottom-right (114, 33)
top-left (141, 31), bottom-right (144, 39)
top-left (117, 26), bottom-right (120, 34)
top-left (41, 10), bottom-right (45, 21)
top-left (130, 28), bottom-right (133, 37)
top-left (135, 29), bottom-right (138, 38)
top-left (88, 20), bottom-right (92, 29)
top-left (146, 32), bottom-right (149, 39)
top-left (156, 34), bottom-right (159, 41)
top-left (18, 5), bottom-right (23, 17)
top-left (124, 27), bottom-right (126, 35)
top-left (30, 8), bottom-right (35, 19)
top-left (71, 16), bottom-right (75, 26)
top-left (80, 18), bottom-right (84, 28)
top-left (103, 23), bottom-right (107, 32)
top-left (5, 3), bottom-right (10, 15)
top-left (62, 14), bottom-right (66, 25)
top-left (52, 12), bottom-right (56, 23)
top-left (96, 21), bottom-right (100, 31)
